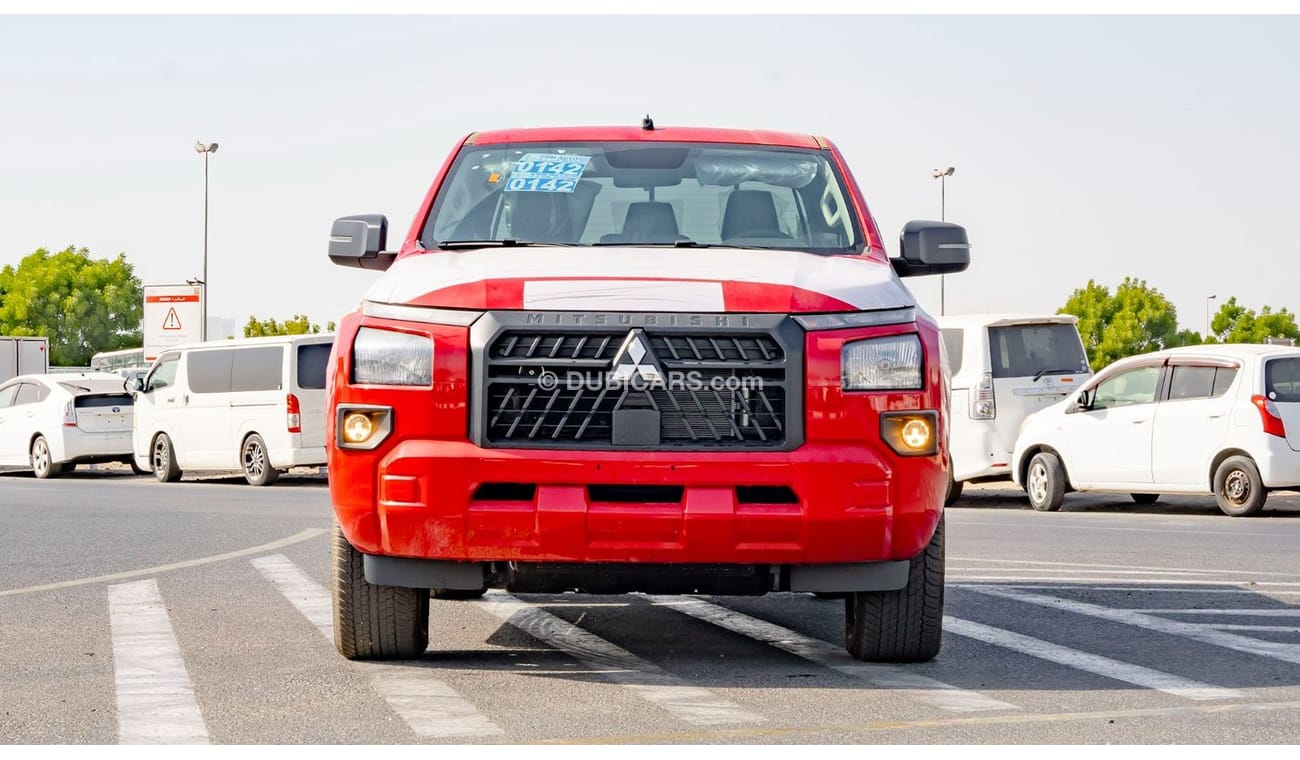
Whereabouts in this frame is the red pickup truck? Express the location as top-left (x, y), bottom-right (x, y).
top-left (325, 122), bottom-right (970, 663)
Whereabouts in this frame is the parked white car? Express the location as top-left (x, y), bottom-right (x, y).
top-left (1012, 344), bottom-right (1300, 516)
top-left (0, 373), bottom-right (138, 478)
top-left (938, 313), bottom-right (1091, 504)
top-left (131, 334), bottom-right (333, 485)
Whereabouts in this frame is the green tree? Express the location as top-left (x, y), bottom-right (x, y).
top-left (1059, 277), bottom-right (1186, 370)
top-left (1210, 297), bottom-right (1300, 344)
top-left (244, 314), bottom-right (333, 337)
top-left (0, 246), bottom-right (143, 366)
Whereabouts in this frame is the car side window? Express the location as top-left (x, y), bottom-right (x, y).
top-left (1090, 366), bottom-right (1161, 410)
top-left (940, 329), bottom-right (964, 376)
top-left (0, 384), bottom-right (19, 408)
top-left (1168, 366), bottom-right (1216, 401)
top-left (13, 383), bottom-right (41, 406)
top-left (1169, 365), bottom-right (1238, 401)
top-left (146, 354), bottom-right (180, 392)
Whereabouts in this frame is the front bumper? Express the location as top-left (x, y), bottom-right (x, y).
top-left (330, 439), bottom-right (943, 565)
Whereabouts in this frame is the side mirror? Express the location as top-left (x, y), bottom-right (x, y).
top-left (132, 376), bottom-right (145, 392)
top-left (329, 214), bottom-right (396, 271)
top-left (1069, 390), bottom-right (1090, 413)
top-left (891, 220), bottom-right (971, 278)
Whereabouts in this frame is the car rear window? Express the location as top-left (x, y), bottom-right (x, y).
top-left (75, 394), bottom-right (134, 408)
top-left (297, 343), bottom-right (332, 390)
top-left (1265, 357), bottom-right (1300, 402)
top-left (988, 323), bottom-right (1090, 379)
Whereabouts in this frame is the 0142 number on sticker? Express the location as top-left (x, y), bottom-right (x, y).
top-left (506, 153), bottom-right (591, 193)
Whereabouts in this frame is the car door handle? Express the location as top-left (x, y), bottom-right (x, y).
top-left (165, 396), bottom-right (176, 404)
top-left (1208, 413), bottom-right (1224, 419)
top-left (1130, 419), bottom-right (1146, 424)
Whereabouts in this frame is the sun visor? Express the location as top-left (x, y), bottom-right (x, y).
top-left (693, 153), bottom-right (820, 188)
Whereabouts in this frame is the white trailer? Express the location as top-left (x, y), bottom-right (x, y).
top-left (1, 336), bottom-right (50, 383)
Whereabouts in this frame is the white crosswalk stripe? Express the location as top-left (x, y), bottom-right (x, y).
top-left (107, 579), bottom-right (208, 745)
top-left (250, 554), bottom-right (504, 739)
top-left (944, 616), bottom-right (1242, 701)
top-left (476, 591), bottom-right (765, 726)
top-left (965, 584), bottom-right (1300, 666)
top-left (646, 595), bottom-right (1016, 712)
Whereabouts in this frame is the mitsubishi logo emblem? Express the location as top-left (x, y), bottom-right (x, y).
top-left (609, 328), bottom-right (666, 384)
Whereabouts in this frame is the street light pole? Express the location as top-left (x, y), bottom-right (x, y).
top-left (194, 141), bottom-right (219, 342)
top-left (1206, 294), bottom-right (1217, 341)
top-left (931, 166), bottom-right (955, 316)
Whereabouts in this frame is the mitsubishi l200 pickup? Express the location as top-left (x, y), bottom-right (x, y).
top-left (325, 122), bottom-right (970, 663)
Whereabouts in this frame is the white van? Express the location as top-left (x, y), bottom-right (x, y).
top-left (131, 334), bottom-right (334, 485)
top-left (938, 314), bottom-right (1091, 504)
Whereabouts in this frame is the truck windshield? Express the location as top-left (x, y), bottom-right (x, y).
top-left (421, 142), bottom-right (863, 254)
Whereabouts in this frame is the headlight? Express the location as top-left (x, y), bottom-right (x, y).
top-left (351, 327), bottom-right (433, 386)
top-left (881, 411), bottom-right (939, 456)
top-left (842, 334), bottom-right (923, 391)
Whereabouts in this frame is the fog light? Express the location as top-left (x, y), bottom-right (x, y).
top-left (343, 412), bottom-right (374, 444)
top-left (880, 411), bottom-right (939, 457)
top-left (336, 405), bottom-right (392, 450)
top-left (901, 419), bottom-right (932, 450)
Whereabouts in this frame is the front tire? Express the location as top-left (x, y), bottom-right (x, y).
top-left (1214, 456), bottom-right (1267, 517)
top-left (1026, 452), bottom-right (1066, 511)
top-left (944, 475), bottom-right (964, 507)
top-left (332, 523), bottom-right (430, 660)
top-left (31, 436), bottom-right (63, 479)
top-left (844, 516), bottom-right (944, 663)
top-left (152, 433), bottom-right (182, 483)
top-left (241, 434), bottom-right (279, 486)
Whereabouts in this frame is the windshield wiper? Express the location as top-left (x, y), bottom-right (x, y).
top-left (436, 239), bottom-right (534, 250)
top-left (589, 241), bottom-right (723, 248)
top-left (1033, 368), bottom-right (1083, 382)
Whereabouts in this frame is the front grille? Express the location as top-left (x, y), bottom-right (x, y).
top-left (473, 314), bottom-right (802, 451)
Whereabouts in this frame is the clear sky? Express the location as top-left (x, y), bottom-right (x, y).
top-left (3, 13), bottom-right (1298, 337)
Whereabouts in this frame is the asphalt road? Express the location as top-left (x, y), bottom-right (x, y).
top-left (3, 470), bottom-right (1300, 745)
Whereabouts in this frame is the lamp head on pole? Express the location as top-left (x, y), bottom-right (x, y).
top-left (931, 166), bottom-right (955, 178)
top-left (194, 141), bottom-right (218, 154)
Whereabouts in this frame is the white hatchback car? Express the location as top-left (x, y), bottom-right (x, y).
top-left (1012, 344), bottom-right (1300, 516)
top-left (0, 373), bottom-right (138, 478)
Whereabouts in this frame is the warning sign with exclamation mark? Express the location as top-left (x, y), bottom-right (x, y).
top-left (162, 307), bottom-right (183, 330)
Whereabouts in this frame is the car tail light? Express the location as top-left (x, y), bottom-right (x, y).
top-left (287, 393), bottom-right (302, 433)
top-left (971, 372), bottom-right (996, 419)
top-left (62, 401), bottom-right (77, 428)
top-left (1252, 394), bottom-right (1286, 438)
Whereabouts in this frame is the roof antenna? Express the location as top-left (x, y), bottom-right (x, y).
top-left (642, 113), bottom-right (655, 131)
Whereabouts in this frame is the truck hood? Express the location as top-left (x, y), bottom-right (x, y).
top-left (364, 246), bottom-right (915, 313)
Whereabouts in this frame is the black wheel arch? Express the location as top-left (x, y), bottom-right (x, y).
top-left (1018, 444), bottom-right (1074, 492)
top-left (1208, 448), bottom-right (1254, 492)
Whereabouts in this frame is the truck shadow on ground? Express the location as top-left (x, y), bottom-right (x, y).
top-left (391, 584), bottom-right (1300, 695)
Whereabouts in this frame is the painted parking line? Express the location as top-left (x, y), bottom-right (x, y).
top-left (944, 616), bottom-right (1241, 701)
top-left (646, 596), bottom-right (1015, 713)
top-left (951, 582), bottom-right (1300, 594)
top-left (251, 555), bottom-right (504, 739)
top-left (1135, 608), bottom-right (1300, 617)
top-left (950, 557), bottom-right (1300, 579)
top-left (476, 591), bottom-right (764, 726)
top-left (965, 585), bottom-right (1300, 666)
top-left (108, 579), bottom-right (209, 745)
